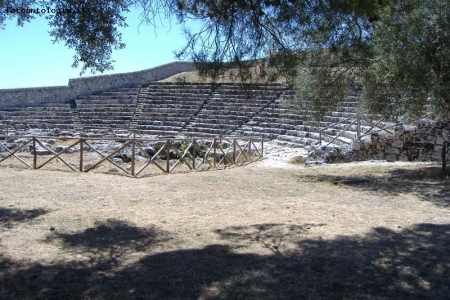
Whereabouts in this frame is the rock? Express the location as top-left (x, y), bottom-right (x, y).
top-left (111, 158), bottom-right (123, 164)
top-left (153, 142), bottom-right (166, 152)
top-left (394, 124), bottom-right (405, 137)
top-left (51, 128), bottom-right (61, 135)
top-left (289, 156), bottom-right (306, 164)
top-left (140, 147), bottom-right (156, 158)
top-left (386, 154), bottom-right (397, 162)
top-left (54, 145), bottom-right (67, 153)
top-left (45, 139), bottom-right (56, 145)
top-left (436, 136), bottom-right (445, 145)
top-left (33, 148), bottom-right (52, 155)
top-left (59, 131), bottom-right (73, 136)
top-left (386, 147), bottom-right (400, 155)
top-left (392, 140), bottom-right (404, 148)
top-left (161, 150), bottom-right (178, 160)
top-left (172, 141), bottom-right (182, 149)
top-left (14, 138), bottom-right (29, 145)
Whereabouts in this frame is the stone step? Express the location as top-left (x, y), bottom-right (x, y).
top-left (142, 99), bottom-right (205, 105)
top-left (138, 114), bottom-right (191, 122)
top-left (202, 105), bottom-right (262, 112)
top-left (185, 127), bottom-right (233, 135)
top-left (81, 119), bottom-right (131, 125)
top-left (144, 89), bottom-right (212, 94)
top-left (196, 114), bottom-right (249, 121)
top-left (252, 117), bottom-right (304, 125)
top-left (80, 92), bottom-right (138, 98)
top-left (275, 140), bottom-right (306, 148)
top-left (140, 108), bottom-right (198, 114)
top-left (189, 122), bottom-right (238, 130)
top-left (207, 98), bottom-right (273, 104)
top-left (3, 119), bottom-right (74, 124)
top-left (330, 111), bottom-right (357, 118)
top-left (138, 120), bottom-right (186, 127)
top-left (190, 118), bottom-right (241, 125)
top-left (199, 110), bottom-right (257, 117)
top-left (241, 126), bottom-right (287, 135)
top-left (79, 113), bottom-right (133, 119)
top-left (78, 108), bottom-right (135, 113)
top-left (237, 130), bottom-right (277, 139)
top-left (136, 125), bottom-right (183, 132)
top-left (142, 104), bottom-right (202, 110)
top-left (75, 99), bottom-right (137, 107)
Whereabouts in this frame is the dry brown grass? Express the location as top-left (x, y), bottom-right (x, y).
top-left (0, 161), bottom-right (449, 299)
top-left (159, 67), bottom-right (287, 84)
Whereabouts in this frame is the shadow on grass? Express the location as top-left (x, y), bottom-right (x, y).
top-left (45, 218), bottom-right (173, 269)
top-left (215, 223), bottom-right (326, 255)
top-left (1, 222), bottom-right (450, 299)
top-left (299, 166), bottom-right (450, 208)
top-left (0, 207), bottom-right (49, 228)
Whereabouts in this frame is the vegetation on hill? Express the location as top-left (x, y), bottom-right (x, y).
top-left (1, 0), bottom-right (449, 118)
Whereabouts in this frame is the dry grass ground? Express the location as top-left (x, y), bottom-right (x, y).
top-left (0, 160), bottom-right (449, 299)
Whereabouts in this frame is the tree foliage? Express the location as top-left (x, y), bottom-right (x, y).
top-left (362, 0), bottom-right (450, 119)
top-left (1, 0), bottom-right (449, 117)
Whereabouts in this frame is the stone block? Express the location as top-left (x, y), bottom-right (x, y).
top-left (435, 136), bottom-right (445, 145)
top-left (434, 145), bottom-right (443, 153)
top-left (386, 154), bottom-right (397, 162)
top-left (432, 152), bottom-right (442, 160)
top-left (392, 140), bottom-right (404, 148)
top-left (386, 147), bottom-right (400, 155)
top-left (394, 125), bottom-right (405, 137)
top-left (351, 140), bottom-right (361, 150)
top-left (398, 153), bottom-right (409, 162)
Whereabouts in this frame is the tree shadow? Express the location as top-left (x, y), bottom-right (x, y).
top-left (1, 222), bottom-right (449, 299)
top-left (0, 207), bottom-right (49, 228)
top-left (298, 166), bottom-right (450, 208)
top-left (215, 222), bottom-right (326, 255)
top-left (45, 219), bottom-right (173, 268)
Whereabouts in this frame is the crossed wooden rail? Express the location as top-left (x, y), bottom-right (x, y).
top-left (0, 135), bottom-right (264, 177)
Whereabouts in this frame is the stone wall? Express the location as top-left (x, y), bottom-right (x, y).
top-left (0, 86), bottom-right (72, 108)
top-left (306, 119), bottom-right (450, 164)
top-left (351, 119), bottom-right (450, 162)
top-left (0, 61), bottom-right (195, 107)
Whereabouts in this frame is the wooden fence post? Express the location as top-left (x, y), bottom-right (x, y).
top-left (131, 139), bottom-right (136, 176)
top-left (192, 139), bottom-right (196, 170)
top-left (79, 139), bottom-right (84, 172)
top-left (213, 138), bottom-right (217, 168)
top-left (249, 138), bottom-right (252, 162)
top-left (32, 136), bottom-right (37, 169)
top-left (166, 140), bottom-right (170, 173)
top-left (233, 139), bottom-right (236, 165)
top-left (261, 137), bottom-right (264, 159)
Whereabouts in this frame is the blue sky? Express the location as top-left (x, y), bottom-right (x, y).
top-left (0, 7), bottom-right (191, 89)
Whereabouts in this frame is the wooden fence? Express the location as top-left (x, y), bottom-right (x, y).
top-left (0, 135), bottom-right (264, 177)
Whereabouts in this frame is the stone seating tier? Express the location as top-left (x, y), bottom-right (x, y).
top-left (184, 127), bottom-right (232, 135)
top-left (76, 99), bottom-right (137, 105)
top-left (196, 110), bottom-right (258, 117)
top-left (138, 115), bottom-right (191, 122)
top-left (140, 99), bottom-right (205, 106)
top-left (188, 122), bottom-right (238, 130)
top-left (138, 125), bottom-right (185, 132)
top-left (251, 117), bottom-right (304, 125)
top-left (241, 126), bottom-right (288, 135)
top-left (138, 120), bottom-right (186, 127)
top-left (195, 112), bottom-right (248, 119)
top-left (141, 104), bottom-right (201, 110)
